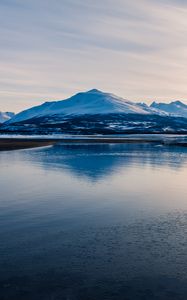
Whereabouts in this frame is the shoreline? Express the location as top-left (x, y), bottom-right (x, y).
top-left (0, 135), bottom-right (187, 151)
top-left (0, 138), bottom-right (57, 151)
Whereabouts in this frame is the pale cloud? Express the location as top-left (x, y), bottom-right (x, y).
top-left (0, 0), bottom-right (187, 112)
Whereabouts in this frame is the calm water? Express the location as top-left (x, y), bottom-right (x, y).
top-left (0, 143), bottom-right (187, 300)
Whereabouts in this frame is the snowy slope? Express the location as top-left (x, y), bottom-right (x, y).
top-left (151, 101), bottom-right (187, 118)
top-left (0, 112), bottom-right (14, 123)
top-left (7, 89), bottom-right (163, 124)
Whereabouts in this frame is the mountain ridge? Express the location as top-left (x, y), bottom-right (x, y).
top-left (151, 100), bottom-right (187, 118)
top-left (7, 89), bottom-right (186, 125)
top-left (1, 89), bottom-right (187, 135)
top-left (0, 112), bottom-right (15, 123)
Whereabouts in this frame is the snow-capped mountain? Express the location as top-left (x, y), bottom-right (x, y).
top-left (7, 89), bottom-right (164, 124)
top-left (2, 90), bottom-right (187, 135)
top-left (151, 101), bottom-right (187, 118)
top-left (0, 112), bottom-right (14, 123)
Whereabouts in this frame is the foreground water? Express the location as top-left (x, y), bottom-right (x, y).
top-left (0, 143), bottom-right (187, 300)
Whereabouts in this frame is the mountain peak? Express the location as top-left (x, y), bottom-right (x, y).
top-left (150, 100), bottom-right (187, 118)
top-left (86, 89), bottom-right (104, 94)
top-left (5, 90), bottom-right (187, 125)
top-left (171, 100), bottom-right (185, 106)
top-left (7, 89), bottom-right (155, 124)
top-left (0, 111), bottom-right (15, 123)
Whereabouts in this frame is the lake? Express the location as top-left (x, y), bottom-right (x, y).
top-left (0, 143), bottom-right (187, 299)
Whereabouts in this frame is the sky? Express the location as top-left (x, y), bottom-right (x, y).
top-left (0, 0), bottom-right (187, 112)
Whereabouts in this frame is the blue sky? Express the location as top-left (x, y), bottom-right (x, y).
top-left (0, 0), bottom-right (187, 112)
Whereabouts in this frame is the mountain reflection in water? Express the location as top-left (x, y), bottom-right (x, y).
top-left (22, 143), bottom-right (187, 180)
top-left (0, 143), bottom-right (187, 300)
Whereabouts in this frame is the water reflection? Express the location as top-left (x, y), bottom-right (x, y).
top-left (1, 143), bottom-right (187, 300)
top-left (23, 143), bottom-right (187, 180)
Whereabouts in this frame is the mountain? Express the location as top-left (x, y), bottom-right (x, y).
top-left (151, 101), bottom-right (187, 118)
top-left (7, 89), bottom-right (163, 125)
top-left (0, 112), bottom-right (14, 123)
top-left (1, 89), bottom-right (187, 135)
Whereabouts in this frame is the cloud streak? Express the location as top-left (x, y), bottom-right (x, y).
top-left (0, 0), bottom-right (187, 111)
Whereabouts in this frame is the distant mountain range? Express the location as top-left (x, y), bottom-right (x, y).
top-left (1, 89), bottom-right (187, 134)
top-left (0, 112), bottom-right (15, 124)
top-left (151, 100), bottom-right (187, 118)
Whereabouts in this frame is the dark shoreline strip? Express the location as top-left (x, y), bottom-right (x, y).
top-left (0, 137), bottom-right (187, 151)
top-left (0, 139), bottom-right (56, 151)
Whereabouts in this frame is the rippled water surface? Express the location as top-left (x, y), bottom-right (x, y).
top-left (0, 143), bottom-right (187, 300)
